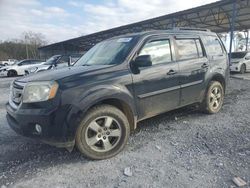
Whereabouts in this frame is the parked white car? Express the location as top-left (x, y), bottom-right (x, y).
top-left (0, 59), bottom-right (18, 66)
top-left (230, 52), bottom-right (250, 74)
top-left (0, 59), bottom-right (43, 77)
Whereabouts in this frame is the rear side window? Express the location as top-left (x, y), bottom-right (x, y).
top-left (175, 39), bottom-right (204, 60)
top-left (139, 39), bottom-right (172, 65)
top-left (204, 36), bottom-right (224, 56)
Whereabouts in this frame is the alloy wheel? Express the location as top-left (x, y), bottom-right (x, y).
top-left (85, 116), bottom-right (122, 152)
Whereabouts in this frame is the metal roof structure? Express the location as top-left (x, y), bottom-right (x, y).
top-left (39, 0), bottom-right (250, 58)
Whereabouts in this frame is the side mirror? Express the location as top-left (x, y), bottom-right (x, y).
top-left (133, 55), bottom-right (152, 68)
top-left (245, 56), bottom-right (250, 60)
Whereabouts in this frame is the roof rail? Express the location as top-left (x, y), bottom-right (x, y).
top-left (173, 27), bottom-right (211, 32)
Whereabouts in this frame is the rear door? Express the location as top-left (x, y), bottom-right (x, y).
top-left (174, 36), bottom-right (208, 105)
top-left (131, 35), bottom-right (181, 120)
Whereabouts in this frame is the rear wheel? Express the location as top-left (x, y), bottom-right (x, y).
top-left (240, 64), bottom-right (246, 74)
top-left (201, 81), bottom-right (224, 114)
top-left (76, 105), bottom-right (130, 160)
top-left (7, 70), bottom-right (17, 77)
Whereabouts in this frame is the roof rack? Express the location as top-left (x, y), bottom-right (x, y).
top-left (172, 27), bottom-right (211, 32)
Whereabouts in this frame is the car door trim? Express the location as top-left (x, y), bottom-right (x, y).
top-left (180, 80), bottom-right (203, 88)
top-left (138, 85), bottom-right (180, 99)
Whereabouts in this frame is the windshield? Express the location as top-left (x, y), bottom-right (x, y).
top-left (43, 55), bottom-right (61, 65)
top-left (231, 52), bottom-right (247, 59)
top-left (75, 37), bottom-right (137, 66)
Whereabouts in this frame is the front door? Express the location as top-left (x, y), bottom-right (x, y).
top-left (131, 36), bottom-right (181, 120)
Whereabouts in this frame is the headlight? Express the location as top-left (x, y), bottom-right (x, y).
top-left (22, 81), bottom-right (59, 103)
top-left (29, 67), bottom-right (38, 73)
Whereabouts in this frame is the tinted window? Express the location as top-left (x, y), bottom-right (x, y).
top-left (19, 60), bottom-right (30, 65)
top-left (176, 39), bottom-right (199, 60)
top-left (139, 39), bottom-right (172, 65)
top-left (204, 36), bottom-right (224, 56)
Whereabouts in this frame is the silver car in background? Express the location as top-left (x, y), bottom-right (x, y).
top-left (25, 54), bottom-right (82, 75)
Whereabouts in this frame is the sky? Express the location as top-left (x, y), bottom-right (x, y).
top-left (0, 0), bottom-right (218, 44)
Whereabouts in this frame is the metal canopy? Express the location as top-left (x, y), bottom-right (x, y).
top-left (39, 0), bottom-right (250, 57)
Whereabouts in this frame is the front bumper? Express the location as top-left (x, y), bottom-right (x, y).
top-left (0, 71), bottom-right (7, 77)
top-left (230, 63), bottom-right (241, 72)
top-left (6, 102), bottom-right (77, 148)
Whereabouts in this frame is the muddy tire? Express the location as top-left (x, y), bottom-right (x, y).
top-left (201, 81), bottom-right (224, 114)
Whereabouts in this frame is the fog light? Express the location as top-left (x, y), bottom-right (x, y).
top-left (35, 124), bottom-right (42, 134)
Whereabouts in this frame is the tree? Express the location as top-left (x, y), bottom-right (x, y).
top-left (0, 31), bottom-right (48, 61)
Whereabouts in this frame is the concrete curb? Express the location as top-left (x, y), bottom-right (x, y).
top-left (230, 75), bottom-right (250, 81)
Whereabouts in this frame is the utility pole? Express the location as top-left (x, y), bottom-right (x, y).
top-left (25, 34), bottom-right (29, 59)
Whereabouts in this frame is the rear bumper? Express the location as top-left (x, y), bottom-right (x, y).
top-left (6, 102), bottom-right (78, 148)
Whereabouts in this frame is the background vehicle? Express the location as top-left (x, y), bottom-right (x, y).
top-left (230, 51), bottom-right (250, 74)
top-left (25, 54), bottom-right (82, 75)
top-left (6, 29), bottom-right (229, 160)
top-left (0, 59), bottom-right (18, 66)
top-left (0, 59), bottom-right (43, 77)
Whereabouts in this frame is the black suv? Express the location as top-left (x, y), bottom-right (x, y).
top-left (6, 29), bottom-right (229, 159)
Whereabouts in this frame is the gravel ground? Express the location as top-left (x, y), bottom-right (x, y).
top-left (0, 77), bottom-right (250, 188)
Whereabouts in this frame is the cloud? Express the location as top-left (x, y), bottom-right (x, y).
top-left (68, 1), bottom-right (81, 7)
top-left (82, 0), bottom-right (218, 34)
top-left (0, 0), bottom-right (218, 44)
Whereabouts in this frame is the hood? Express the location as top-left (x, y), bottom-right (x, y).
top-left (26, 64), bottom-right (49, 70)
top-left (17, 65), bottom-right (112, 83)
top-left (0, 65), bottom-right (12, 71)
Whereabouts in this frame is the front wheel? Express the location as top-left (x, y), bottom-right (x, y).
top-left (7, 70), bottom-right (17, 77)
top-left (76, 105), bottom-right (130, 160)
top-left (240, 64), bottom-right (246, 74)
top-left (201, 81), bottom-right (224, 114)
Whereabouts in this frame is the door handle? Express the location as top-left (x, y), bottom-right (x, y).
top-left (167, 69), bottom-right (176, 75)
top-left (201, 63), bottom-right (209, 68)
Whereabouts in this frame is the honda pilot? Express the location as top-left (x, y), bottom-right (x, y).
top-left (6, 28), bottom-right (229, 159)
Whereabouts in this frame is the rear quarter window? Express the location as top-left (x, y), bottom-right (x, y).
top-left (203, 36), bottom-right (225, 56)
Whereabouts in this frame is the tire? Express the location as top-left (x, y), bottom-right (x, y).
top-left (240, 64), bottom-right (246, 74)
top-left (200, 81), bottom-right (224, 114)
top-left (76, 104), bottom-right (130, 160)
top-left (7, 70), bottom-right (17, 77)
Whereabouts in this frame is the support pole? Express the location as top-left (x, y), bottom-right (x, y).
top-left (246, 30), bottom-right (249, 51)
top-left (229, 0), bottom-right (237, 64)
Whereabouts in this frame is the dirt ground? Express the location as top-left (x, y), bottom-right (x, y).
top-left (0, 76), bottom-right (249, 188)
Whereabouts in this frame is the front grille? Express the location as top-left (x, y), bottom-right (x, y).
top-left (9, 81), bottom-right (26, 108)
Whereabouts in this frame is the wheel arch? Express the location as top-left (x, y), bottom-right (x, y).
top-left (68, 85), bottom-right (138, 132)
top-left (208, 73), bottom-right (226, 92)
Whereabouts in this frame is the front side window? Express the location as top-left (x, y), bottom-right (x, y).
top-left (176, 39), bottom-right (201, 60)
top-left (139, 39), bottom-right (172, 65)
